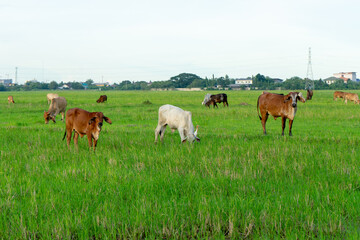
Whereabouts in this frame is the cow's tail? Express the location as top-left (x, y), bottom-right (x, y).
top-left (257, 96), bottom-right (262, 120)
top-left (62, 130), bottom-right (67, 141)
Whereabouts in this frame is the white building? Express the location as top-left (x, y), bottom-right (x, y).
top-left (333, 72), bottom-right (356, 82)
top-left (0, 79), bottom-right (12, 86)
top-left (235, 79), bottom-right (253, 85)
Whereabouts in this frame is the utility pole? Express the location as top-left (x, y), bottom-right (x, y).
top-left (305, 47), bottom-right (314, 90)
top-left (15, 67), bottom-right (18, 84)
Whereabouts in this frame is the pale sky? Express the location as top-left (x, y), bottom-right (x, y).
top-left (1, 0), bottom-right (359, 84)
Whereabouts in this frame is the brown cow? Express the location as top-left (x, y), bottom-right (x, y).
top-left (344, 92), bottom-right (359, 104)
top-left (44, 97), bottom-right (67, 124)
top-left (333, 91), bottom-right (345, 101)
top-left (306, 89), bottom-right (313, 100)
top-left (62, 108), bottom-right (112, 151)
top-left (96, 95), bottom-right (107, 103)
top-left (257, 91), bottom-right (306, 136)
top-left (202, 93), bottom-right (228, 108)
top-left (8, 96), bottom-right (15, 104)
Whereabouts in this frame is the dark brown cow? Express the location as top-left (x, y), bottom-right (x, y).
top-left (257, 91), bottom-right (306, 136)
top-left (96, 95), bottom-right (107, 103)
top-left (202, 93), bottom-right (228, 108)
top-left (8, 96), bottom-right (15, 104)
top-left (306, 89), bottom-right (313, 100)
top-left (62, 108), bottom-right (112, 151)
top-left (333, 91), bottom-right (345, 101)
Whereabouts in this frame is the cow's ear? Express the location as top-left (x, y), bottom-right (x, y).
top-left (89, 117), bottom-right (97, 125)
top-left (104, 116), bottom-right (112, 124)
top-left (195, 137), bottom-right (200, 142)
top-left (297, 92), bottom-right (306, 103)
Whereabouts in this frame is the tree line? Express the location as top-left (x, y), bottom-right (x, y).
top-left (1, 73), bottom-right (360, 91)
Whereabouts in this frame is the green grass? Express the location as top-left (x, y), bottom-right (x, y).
top-left (0, 90), bottom-right (359, 239)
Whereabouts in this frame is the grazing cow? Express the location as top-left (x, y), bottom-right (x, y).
top-left (333, 91), bottom-right (345, 101)
top-left (62, 108), bottom-right (112, 151)
top-left (155, 104), bottom-right (200, 143)
top-left (306, 89), bottom-right (313, 100)
top-left (257, 91), bottom-right (306, 136)
top-left (44, 97), bottom-right (67, 124)
top-left (202, 93), bottom-right (228, 108)
top-left (344, 93), bottom-right (359, 104)
top-left (8, 96), bottom-right (15, 104)
top-left (47, 93), bottom-right (59, 104)
top-left (96, 95), bottom-right (107, 103)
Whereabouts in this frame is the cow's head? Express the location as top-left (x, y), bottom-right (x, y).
top-left (284, 92), bottom-right (306, 107)
top-left (44, 111), bottom-right (56, 124)
top-left (88, 112), bottom-right (112, 138)
top-left (202, 94), bottom-right (212, 105)
top-left (184, 126), bottom-right (200, 143)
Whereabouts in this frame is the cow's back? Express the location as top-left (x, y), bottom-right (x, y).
top-left (258, 92), bottom-right (283, 109)
top-left (66, 108), bottom-right (91, 130)
top-left (158, 104), bottom-right (189, 128)
top-left (346, 93), bottom-right (359, 101)
top-left (54, 97), bottom-right (67, 107)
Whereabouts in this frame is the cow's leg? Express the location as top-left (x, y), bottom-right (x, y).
top-left (261, 112), bottom-right (269, 135)
top-left (214, 102), bottom-right (218, 108)
top-left (66, 129), bottom-right (72, 149)
top-left (281, 117), bottom-right (286, 136)
top-left (87, 134), bottom-right (93, 151)
top-left (178, 127), bottom-right (187, 143)
top-left (74, 132), bottom-right (79, 151)
top-left (345, 98), bottom-right (348, 104)
top-left (154, 124), bottom-right (162, 143)
top-left (93, 139), bottom-right (98, 152)
top-left (289, 119), bottom-right (294, 136)
top-left (159, 125), bottom-right (167, 141)
top-left (61, 112), bottom-right (65, 121)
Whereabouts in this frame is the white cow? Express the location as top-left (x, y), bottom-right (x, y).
top-left (47, 93), bottom-right (59, 104)
top-left (44, 97), bottom-right (67, 124)
top-left (155, 104), bottom-right (200, 143)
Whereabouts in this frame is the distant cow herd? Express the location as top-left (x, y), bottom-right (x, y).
top-left (5, 89), bottom-right (359, 151)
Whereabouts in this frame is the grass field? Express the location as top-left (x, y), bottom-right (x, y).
top-left (0, 90), bottom-right (359, 239)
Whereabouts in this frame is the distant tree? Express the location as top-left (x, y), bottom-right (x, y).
top-left (170, 73), bottom-right (202, 88)
top-left (70, 82), bottom-right (84, 90)
top-left (314, 80), bottom-right (329, 90)
top-left (187, 79), bottom-right (206, 88)
top-left (0, 85), bottom-right (6, 91)
top-left (86, 79), bottom-right (94, 86)
top-left (150, 80), bottom-right (174, 89)
top-left (49, 81), bottom-right (58, 90)
top-left (282, 77), bottom-right (305, 90)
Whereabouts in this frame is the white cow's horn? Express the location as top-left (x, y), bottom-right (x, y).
top-left (194, 125), bottom-right (199, 136)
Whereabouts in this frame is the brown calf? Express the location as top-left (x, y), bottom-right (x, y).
top-left (306, 89), bottom-right (313, 100)
top-left (344, 93), bottom-right (359, 104)
top-left (202, 93), bottom-right (229, 108)
top-left (333, 91), bottom-right (345, 101)
top-left (8, 96), bottom-right (15, 104)
top-left (63, 108), bottom-right (112, 151)
top-left (96, 95), bottom-right (107, 103)
top-left (257, 91), bottom-right (306, 136)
